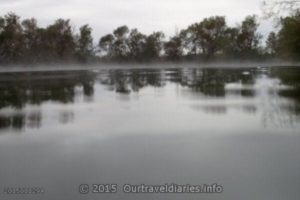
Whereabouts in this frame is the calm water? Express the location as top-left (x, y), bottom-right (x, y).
top-left (0, 67), bottom-right (300, 200)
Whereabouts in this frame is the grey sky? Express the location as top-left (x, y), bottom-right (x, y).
top-left (0, 0), bottom-right (273, 41)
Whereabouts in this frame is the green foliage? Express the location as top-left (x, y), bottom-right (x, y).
top-left (0, 11), bottom-right (299, 64)
top-left (77, 24), bottom-right (94, 62)
top-left (99, 27), bottom-right (164, 61)
top-left (127, 29), bottom-right (147, 61)
top-left (277, 12), bottom-right (300, 60)
top-left (46, 19), bottom-right (76, 61)
top-left (113, 25), bottom-right (129, 39)
top-left (0, 13), bottom-right (24, 63)
top-left (180, 15), bottom-right (262, 60)
top-left (237, 15), bottom-right (262, 58)
top-left (143, 32), bottom-right (165, 60)
top-left (22, 18), bottom-right (39, 63)
top-left (266, 31), bottom-right (278, 55)
top-left (164, 35), bottom-right (183, 60)
top-left (99, 34), bottom-right (114, 57)
top-left (0, 13), bottom-right (95, 64)
top-left (184, 16), bottom-right (227, 59)
top-left (99, 25), bottom-right (130, 60)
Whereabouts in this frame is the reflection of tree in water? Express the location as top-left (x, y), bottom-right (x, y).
top-left (0, 71), bottom-right (95, 130)
top-left (1, 67), bottom-right (300, 131)
top-left (0, 71), bottom-right (95, 109)
top-left (0, 112), bottom-right (41, 131)
top-left (97, 67), bottom-right (299, 128)
top-left (178, 69), bottom-right (226, 97)
top-left (271, 68), bottom-right (300, 109)
top-left (0, 114), bottom-right (24, 130)
top-left (59, 111), bottom-right (74, 124)
top-left (0, 110), bottom-right (75, 131)
top-left (98, 68), bottom-right (256, 97)
top-left (259, 67), bottom-right (300, 128)
top-left (27, 112), bottom-right (42, 129)
top-left (177, 68), bottom-right (255, 97)
top-left (99, 69), bottom-right (166, 94)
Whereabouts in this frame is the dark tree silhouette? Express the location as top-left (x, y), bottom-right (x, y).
top-left (77, 24), bottom-right (94, 63)
top-left (0, 13), bottom-right (24, 63)
top-left (143, 32), bottom-right (165, 61)
top-left (235, 15), bottom-right (262, 59)
top-left (99, 34), bottom-right (115, 58)
top-left (127, 29), bottom-right (147, 61)
top-left (164, 35), bottom-right (183, 60)
top-left (184, 16), bottom-right (228, 59)
top-left (276, 12), bottom-right (300, 60)
top-left (266, 31), bottom-right (278, 55)
top-left (0, 11), bottom-right (299, 64)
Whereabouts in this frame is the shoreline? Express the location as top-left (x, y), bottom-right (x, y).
top-left (0, 62), bottom-right (300, 73)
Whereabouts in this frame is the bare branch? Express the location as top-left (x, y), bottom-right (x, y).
top-left (262, 0), bottom-right (300, 20)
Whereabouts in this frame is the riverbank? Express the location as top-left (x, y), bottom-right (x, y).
top-left (0, 61), bottom-right (299, 73)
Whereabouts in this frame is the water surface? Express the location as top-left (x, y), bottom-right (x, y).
top-left (0, 67), bottom-right (300, 200)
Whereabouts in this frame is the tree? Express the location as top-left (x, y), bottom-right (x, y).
top-left (77, 24), bottom-right (94, 62)
top-left (199, 16), bottom-right (228, 59)
top-left (0, 12), bottom-right (24, 63)
top-left (22, 18), bottom-right (39, 63)
top-left (99, 26), bottom-right (133, 61)
top-left (99, 34), bottom-right (115, 58)
top-left (143, 32), bottom-right (165, 60)
top-left (276, 11), bottom-right (300, 60)
top-left (223, 27), bottom-right (240, 58)
top-left (1, 11), bottom-right (299, 63)
top-left (235, 15), bottom-right (262, 59)
top-left (164, 35), bottom-right (183, 60)
top-left (42, 19), bottom-right (76, 62)
top-left (127, 28), bottom-right (147, 61)
top-left (112, 25), bottom-right (130, 60)
top-left (180, 29), bottom-right (198, 57)
top-left (266, 31), bottom-right (278, 55)
top-left (184, 16), bottom-right (228, 59)
top-left (113, 25), bottom-right (129, 39)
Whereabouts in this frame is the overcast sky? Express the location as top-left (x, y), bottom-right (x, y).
top-left (0, 0), bottom-right (273, 40)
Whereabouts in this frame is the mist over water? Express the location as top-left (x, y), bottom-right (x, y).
top-left (0, 66), bottom-right (299, 200)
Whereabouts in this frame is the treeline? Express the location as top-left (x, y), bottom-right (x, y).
top-left (0, 13), bottom-right (95, 64)
top-left (0, 12), bottom-right (299, 64)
